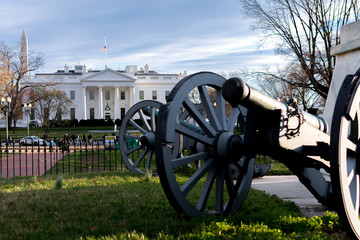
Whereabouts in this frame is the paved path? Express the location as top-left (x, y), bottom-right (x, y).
top-left (251, 175), bottom-right (328, 217)
top-left (0, 152), bottom-right (66, 178)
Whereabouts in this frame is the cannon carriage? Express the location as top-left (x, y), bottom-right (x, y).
top-left (150, 71), bottom-right (360, 239)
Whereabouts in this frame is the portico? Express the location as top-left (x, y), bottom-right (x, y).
top-left (80, 68), bottom-right (136, 120)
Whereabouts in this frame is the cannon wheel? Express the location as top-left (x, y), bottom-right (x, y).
top-left (331, 73), bottom-right (360, 239)
top-left (119, 100), bottom-right (162, 174)
top-left (155, 72), bottom-right (254, 217)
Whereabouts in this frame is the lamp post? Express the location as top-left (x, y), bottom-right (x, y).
top-left (24, 103), bottom-right (32, 136)
top-left (1, 96), bottom-right (11, 148)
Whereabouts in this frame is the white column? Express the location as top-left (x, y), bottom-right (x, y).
top-left (131, 85), bottom-right (135, 106)
top-left (99, 86), bottom-right (103, 119)
top-left (115, 86), bottom-right (120, 119)
top-left (82, 86), bottom-right (87, 120)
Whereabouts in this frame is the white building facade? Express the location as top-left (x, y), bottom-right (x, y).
top-left (23, 64), bottom-right (186, 124)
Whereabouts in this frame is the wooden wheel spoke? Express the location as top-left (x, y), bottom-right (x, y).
top-left (171, 152), bottom-right (208, 168)
top-left (134, 148), bottom-right (149, 168)
top-left (215, 168), bottom-right (225, 212)
top-left (146, 150), bottom-right (154, 171)
top-left (129, 119), bottom-right (147, 134)
top-left (215, 90), bottom-right (226, 130)
top-left (198, 85), bottom-right (222, 131)
top-left (175, 123), bottom-right (213, 145)
top-left (180, 159), bottom-right (214, 196)
top-left (225, 165), bottom-right (235, 195)
top-left (345, 138), bottom-right (357, 153)
top-left (196, 166), bottom-right (216, 211)
top-left (139, 109), bottom-right (151, 132)
top-left (126, 144), bottom-right (143, 155)
top-left (151, 107), bottom-right (156, 131)
top-left (183, 98), bottom-right (216, 137)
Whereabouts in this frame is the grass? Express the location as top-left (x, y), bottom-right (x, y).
top-left (0, 171), bottom-right (345, 239)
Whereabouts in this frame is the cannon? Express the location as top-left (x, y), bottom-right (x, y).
top-left (154, 71), bottom-right (360, 239)
top-left (119, 100), bottom-right (208, 175)
top-left (119, 100), bottom-right (162, 174)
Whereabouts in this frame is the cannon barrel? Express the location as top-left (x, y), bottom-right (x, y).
top-left (222, 77), bottom-right (328, 133)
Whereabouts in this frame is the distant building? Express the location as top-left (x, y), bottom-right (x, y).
top-left (24, 64), bottom-right (186, 122)
top-left (8, 31), bottom-right (187, 127)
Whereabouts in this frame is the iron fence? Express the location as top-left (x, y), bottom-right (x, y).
top-left (0, 139), bottom-right (278, 178)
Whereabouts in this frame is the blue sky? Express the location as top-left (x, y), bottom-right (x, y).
top-left (1, 0), bottom-right (284, 74)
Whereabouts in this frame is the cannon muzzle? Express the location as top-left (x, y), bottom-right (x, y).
top-left (222, 77), bottom-right (328, 133)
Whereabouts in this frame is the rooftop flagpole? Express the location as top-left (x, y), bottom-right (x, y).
top-left (102, 34), bottom-right (107, 69)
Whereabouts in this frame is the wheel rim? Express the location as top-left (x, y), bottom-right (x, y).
top-left (155, 72), bottom-right (254, 217)
top-left (331, 74), bottom-right (360, 239)
top-left (119, 100), bottom-right (162, 174)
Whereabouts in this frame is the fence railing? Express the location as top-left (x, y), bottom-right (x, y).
top-left (0, 139), bottom-right (278, 178)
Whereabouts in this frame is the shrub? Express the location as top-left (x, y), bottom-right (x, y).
top-left (105, 119), bottom-right (114, 126)
top-left (71, 118), bottom-right (79, 127)
top-left (115, 118), bottom-right (122, 126)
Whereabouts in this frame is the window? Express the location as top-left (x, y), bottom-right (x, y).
top-left (120, 91), bottom-right (125, 100)
top-left (89, 90), bottom-right (94, 100)
top-left (70, 108), bottom-right (75, 120)
top-left (90, 108), bottom-right (95, 119)
top-left (121, 108), bottom-right (126, 119)
top-left (152, 91), bottom-right (157, 100)
top-left (70, 90), bottom-right (75, 100)
top-left (165, 90), bottom-right (170, 100)
top-left (105, 113), bottom-right (111, 120)
top-left (105, 90), bottom-right (110, 100)
top-left (139, 90), bottom-right (144, 100)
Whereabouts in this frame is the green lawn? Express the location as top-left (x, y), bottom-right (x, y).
top-left (0, 171), bottom-right (344, 239)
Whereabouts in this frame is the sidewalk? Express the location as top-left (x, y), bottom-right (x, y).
top-left (251, 175), bottom-right (328, 218)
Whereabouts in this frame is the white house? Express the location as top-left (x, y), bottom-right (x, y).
top-left (22, 64), bottom-right (186, 124)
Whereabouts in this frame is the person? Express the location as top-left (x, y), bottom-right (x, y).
top-left (71, 134), bottom-right (76, 144)
top-left (88, 134), bottom-right (93, 144)
top-left (83, 134), bottom-right (86, 144)
top-left (49, 138), bottom-right (53, 152)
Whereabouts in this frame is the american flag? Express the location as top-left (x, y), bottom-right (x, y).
top-left (101, 46), bottom-right (106, 52)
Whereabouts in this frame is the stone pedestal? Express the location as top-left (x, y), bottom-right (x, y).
top-left (323, 20), bottom-right (360, 130)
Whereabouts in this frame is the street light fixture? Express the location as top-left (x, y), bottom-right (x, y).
top-left (24, 103), bottom-right (32, 136)
top-left (1, 96), bottom-right (11, 149)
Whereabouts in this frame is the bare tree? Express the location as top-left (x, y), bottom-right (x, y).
top-left (0, 41), bottom-right (44, 127)
top-left (240, 0), bottom-right (359, 100)
top-left (30, 86), bottom-right (72, 136)
top-left (252, 63), bottom-right (321, 111)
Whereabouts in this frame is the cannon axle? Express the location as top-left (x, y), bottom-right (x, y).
top-left (139, 132), bottom-right (156, 149)
top-left (214, 131), bottom-right (243, 166)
